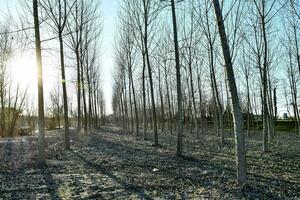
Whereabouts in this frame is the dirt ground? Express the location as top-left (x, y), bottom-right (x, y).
top-left (0, 126), bottom-right (299, 199)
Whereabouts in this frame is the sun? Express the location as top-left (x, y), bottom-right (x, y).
top-left (10, 54), bottom-right (38, 87)
top-left (8, 53), bottom-right (58, 101)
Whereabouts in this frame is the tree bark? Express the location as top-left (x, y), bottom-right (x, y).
top-left (158, 66), bottom-right (165, 133)
top-left (171, 0), bottom-right (183, 156)
top-left (32, 3), bottom-right (46, 155)
top-left (145, 36), bottom-right (158, 146)
top-left (142, 52), bottom-right (147, 139)
top-left (261, 2), bottom-right (269, 153)
top-left (197, 68), bottom-right (204, 137)
top-left (80, 59), bottom-right (88, 133)
top-left (164, 62), bottom-right (173, 135)
top-left (212, 0), bottom-right (247, 185)
top-left (188, 51), bottom-right (199, 138)
top-left (58, 33), bottom-right (70, 150)
top-left (76, 51), bottom-right (81, 132)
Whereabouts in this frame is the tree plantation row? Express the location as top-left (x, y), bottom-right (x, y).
top-left (112, 0), bottom-right (300, 186)
top-left (1, 1), bottom-right (105, 162)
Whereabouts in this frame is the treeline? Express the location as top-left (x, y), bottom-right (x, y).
top-left (0, 25), bottom-right (28, 137)
top-left (112, 0), bottom-right (300, 185)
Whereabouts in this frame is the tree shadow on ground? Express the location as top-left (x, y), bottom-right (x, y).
top-left (71, 150), bottom-right (154, 200)
top-left (78, 126), bottom-right (294, 199)
top-left (41, 166), bottom-right (61, 200)
top-left (0, 126), bottom-right (298, 199)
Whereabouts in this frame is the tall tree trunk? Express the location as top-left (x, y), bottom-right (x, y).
top-left (147, 80), bottom-right (153, 131)
top-left (129, 64), bottom-right (139, 137)
top-left (293, 25), bottom-right (300, 76)
top-left (85, 45), bottom-right (92, 131)
top-left (76, 51), bottom-right (81, 132)
top-left (81, 62), bottom-right (88, 133)
top-left (158, 67), bottom-right (165, 133)
top-left (0, 83), bottom-right (5, 137)
top-left (262, 4), bottom-right (269, 153)
top-left (212, 0), bottom-right (247, 185)
top-left (93, 86), bottom-right (98, 128)
top-left (186, 75), bottom-right (193, 134)
top-left (33, 0), bottom-right (46, 165)
top-left (90, 85), bottom-right (95, 128)
top-left (197, 67), bottom-right (204, 137)
top-left (145, 37), bottom-right (158, 146)
top-left (164, 62), bottom-right (173, 135)
top-left (246, 75), bottom-right (251, 137)
top-left (209, 45), bottom-right (224, 146)
top-left (142, 53), bottom-right (147, 139)
top-left (267, 77), bottom-right (274, 141)
top-left (87, 71), bottom-right (92, 131)
top-left (120, 92), bottom-right (125, 129)
top-left (128, 73), bottom-right (133, 134)
top-left (171, 0), bottom-right (183, 156)
top-left (273, 87), bottom-right (277, 136)
top-left (123, 73), bottom-right (129, 131)
top-left (133, 85), bottom-right (139, 137)
top-left (58, 33), bottom-right (70, 150)
top-left (188, 53), bottom-right (199, 138)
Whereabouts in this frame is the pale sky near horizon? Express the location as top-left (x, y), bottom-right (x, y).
top-left (0, 0), bottom-right (118, 114)
top-left (99, 0), bottom-right (119, 114)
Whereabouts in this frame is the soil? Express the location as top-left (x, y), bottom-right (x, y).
top-left (0, 125), bottom-right (299, 199)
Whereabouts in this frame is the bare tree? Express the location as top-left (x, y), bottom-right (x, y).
top-left (49, 83), bottom-right (63, 129)
top-left (125, 0), bottom-right (160, 145)
top-left (0, 25), bottom-right (12, 138)
top-left (170, 0), bottom-right (184, 156)
top-left (40, 0), bottom-right (77, 150)
top-left (33, 0), bottom-right (45, 165)
top-left (212, 0), bottom-right (247, 185)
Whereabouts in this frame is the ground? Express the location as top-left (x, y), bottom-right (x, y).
top-left (0, 126), bottom-right (299, 199)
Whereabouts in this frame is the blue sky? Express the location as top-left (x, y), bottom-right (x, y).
top-left (0, 0), bottom-right (118, 114)
top-left (100, 0), bottom-right (119, 114)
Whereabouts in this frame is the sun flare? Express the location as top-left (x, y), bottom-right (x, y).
top-left (10, 54), bottom-right (37, 87)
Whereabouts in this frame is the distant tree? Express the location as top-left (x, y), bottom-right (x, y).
top-left (49, 83), bottom-right (63, 129)
top-left (0, 24), bottom-right (12, 138)
top-left (7, 86), bottom-right (27, 137)
top-left (25, 101), bottom-right (37, 134)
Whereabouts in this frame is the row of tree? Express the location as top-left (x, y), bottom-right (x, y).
top-left (112, 0), bottom-right (300, 186)
top-left (34, 0), bottom-right (106, 165)
top-left (36, 0), bottom-right (105, 150)
top-left (0, 0), bottom-right (105, 163)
